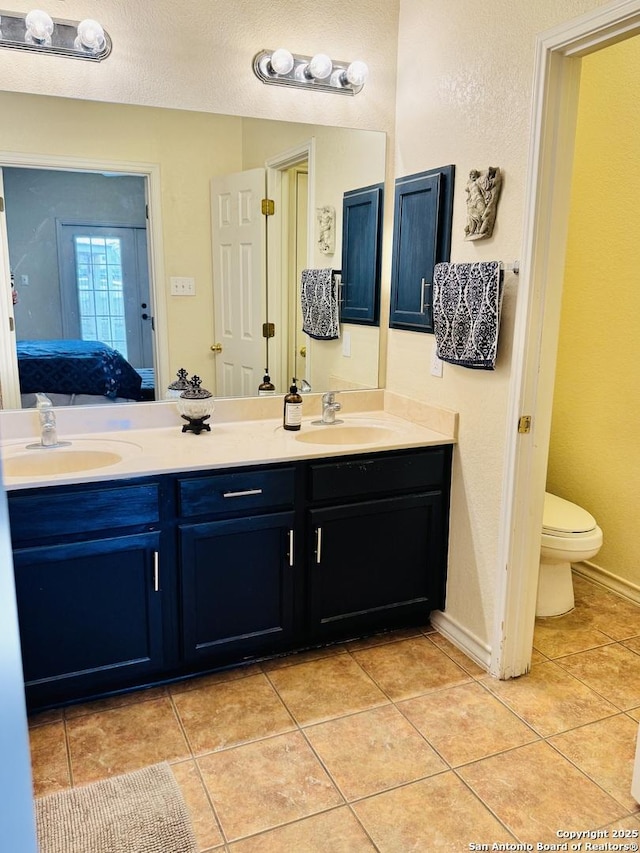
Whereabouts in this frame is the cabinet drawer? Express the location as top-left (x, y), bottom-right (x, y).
top-left (309, 448), bottom-right (446, 502)
top-left (8, 482), bottom-right (160, 543)
top-left (178, 467), bottom-right (295, 517)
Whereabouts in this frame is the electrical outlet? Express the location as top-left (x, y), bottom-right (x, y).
top-left (430, 342), bottom-right (443, 378)
top-left (170, 276), bottom-right (196, 296)
top-left (342, 330), bottom-right (351, 358)
top-left (20, 274), bottom-right (29, 287)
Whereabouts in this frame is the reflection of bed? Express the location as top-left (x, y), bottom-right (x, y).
top-left (17, 339), bottom-right (149, 407)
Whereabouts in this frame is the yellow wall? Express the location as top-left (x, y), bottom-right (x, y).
top-left (546, 36), bottom-right (640, 589)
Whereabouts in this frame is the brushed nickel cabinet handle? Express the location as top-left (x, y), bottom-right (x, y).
top-left (154, 551), bottom-right (159, 592)
top-left (222, 488), bottom-right (263, 498)
top-left (289, 529), bottom-right (294, 567)
top-left (316, 527), bottom-right (322, 564)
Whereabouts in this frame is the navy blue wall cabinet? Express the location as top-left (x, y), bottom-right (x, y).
top-left (340, 183), bottom-right (384, 325)
top-left (389, 165), bottom-right (455, 332)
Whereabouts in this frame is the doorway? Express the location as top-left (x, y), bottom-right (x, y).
top-left (493, 1), bottom-right (640, 679)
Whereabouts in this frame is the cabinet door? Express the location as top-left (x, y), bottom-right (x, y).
top-left (308, 493), bottom-right (444, 641)
top-left (180, 511), bottom-right (296, 665)
top-left (13, 531), bottom-right (163, 708)
top-left (389, 166), bottom-right (455, 332)
top-left (340, 183), bottom-right (383, 325)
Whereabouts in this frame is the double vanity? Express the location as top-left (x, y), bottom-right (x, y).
top-left (1, 391), bottom-right (457, 712)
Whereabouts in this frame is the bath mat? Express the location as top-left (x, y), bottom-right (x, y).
top-left (35, 762), bottom-right (198, 853)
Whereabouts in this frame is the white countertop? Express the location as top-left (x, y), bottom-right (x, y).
top-left (0, 392), bottom-right (457, 491)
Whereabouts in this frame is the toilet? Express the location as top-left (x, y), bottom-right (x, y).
top-left (537, 492), bottom-right (603, 618)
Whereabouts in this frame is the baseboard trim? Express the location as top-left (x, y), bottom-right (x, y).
top-left (573, 561), bottom-right (640, 606)
top-left (429, 610), bottom-right (492, 673)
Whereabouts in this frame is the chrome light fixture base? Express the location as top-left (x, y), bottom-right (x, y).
top-left (253, 49), bottom-right (367, 96)
top-left (0, 10), bottom-right (111, 61)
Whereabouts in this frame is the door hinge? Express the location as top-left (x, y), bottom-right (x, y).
top-left (518, 415), bottom-right (532, 434)
top-left (261, 198), bottom-right (275, 216)
top-left (9, 316), bottom-right (14, 332)
top-left (262, 322), bottom-right (275, 338)
top-left (145, 203), bottom-right (149, 220)
top-left (0, 196), bottom-right (4, 212)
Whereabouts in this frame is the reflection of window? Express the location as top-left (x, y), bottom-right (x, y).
top-left (74, 236), bottom-right (127, 358)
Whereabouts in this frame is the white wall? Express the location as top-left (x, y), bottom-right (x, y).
top-left (390, 0), bottom-right (612, 650)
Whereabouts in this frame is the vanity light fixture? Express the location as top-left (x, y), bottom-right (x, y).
top-left (253, 48), bottom-right (369, 95)
top-left (0, 9), bottom-right (111, 60)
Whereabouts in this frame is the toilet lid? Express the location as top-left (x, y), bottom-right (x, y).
top-left (543, 492), bottom-right (596, 534)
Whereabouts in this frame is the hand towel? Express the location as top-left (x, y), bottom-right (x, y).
top-left (433, 261), bottom-right (503, 370)
top-left (300, 268), bottom-right (340, 340)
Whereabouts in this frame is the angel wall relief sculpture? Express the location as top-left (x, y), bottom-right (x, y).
top-left (464, 166), bottom-right (502, 241)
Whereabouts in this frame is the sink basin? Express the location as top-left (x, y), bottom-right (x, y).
top-left (2, 439), bottom-right (141, 478)
top-left (294, 424), bottom-right (397, 446)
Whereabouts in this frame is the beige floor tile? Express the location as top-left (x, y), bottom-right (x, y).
top-left (66, 696), bottom-right (190, 785)
top-left (28, 707), bottom-right (64, 727)
top-left (228, 807), bottom-right (377, 852)
top-left (549, 714), bottom-right (640, 811)
top-left (459, 741), bottom-right (627, 843)
top-left (197, 731), bottom-right (343, 842)
top-left (533, 608), bottom-right (613, 658)
top-left (601, 815), bottom-right (640, 832)
top-left (628, 707), bottom-right (640, 722)
top-left (172, 673), bottom-right (295, 755)
top-left (426, 632), bottom-right (488, 676)
top-left (170, 663), bottom-right (262, 694)
top-left (624, 636), bottom-right (640, 654)
top-left (531, 647), bottom-right (549, 664)
top-left (481, 660), bottom-right (618, 736)
top-left (344, 626), bottom-right (422, 651)
top-left (171, 760), bottom-right (224, 852)
top-left (260, 643), bottom-right (347, 673)
top-left (353, 772), bottom-right (516, 851)
top-left (575, 583), bottom-right (640, 641)
top-left (29, 721), bottom-right (70, 796)
top-left (304, 704), bottom-right (446, 800)
top-left (399, 681), bottom-right (538, 766)
top-left (556, 644), bottom-right (640, 710)
top-left (267, 654), bottom-right (388, 726)
top-left (351, 636), bottom-right (471, 701)
top-left (64, 685), bottom-right (169, 719)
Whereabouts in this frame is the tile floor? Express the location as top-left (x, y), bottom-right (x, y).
top-left (29, 572), bottom-right (640, 851)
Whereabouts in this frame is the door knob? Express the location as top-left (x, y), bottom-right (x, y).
top-left (210, 343), bottom-right (223, 354)
top-left (299, 346), bottom-right (306, 358)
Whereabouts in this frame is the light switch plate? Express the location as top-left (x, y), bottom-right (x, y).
top-left (342, 330), bottom-right (351, 357)
top-left (430, 342), bottom-right (443, 377)
top-left (170, 276), bottom-right (196, 296)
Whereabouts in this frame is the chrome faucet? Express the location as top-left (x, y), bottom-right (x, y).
top-left (321, 391), bottom-right (342, 424)
top-left (29, 393), bottom-right (69, 449)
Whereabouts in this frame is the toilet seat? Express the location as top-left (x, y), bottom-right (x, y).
top-left (542, 492), bottom-right (596, 535)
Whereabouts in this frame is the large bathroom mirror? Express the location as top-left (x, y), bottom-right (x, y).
top-left (0, 90), bottom-right (386, 410)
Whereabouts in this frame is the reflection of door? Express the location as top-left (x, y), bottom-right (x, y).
top-left (288, 168), bottom-right (308, 386)
top-left (58, 224), bottom-right (152, 369)
top-left (211, 169), bottom-right (266, 397)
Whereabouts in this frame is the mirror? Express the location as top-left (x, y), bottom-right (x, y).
top-left (0, 90), bottom-right (386, 410)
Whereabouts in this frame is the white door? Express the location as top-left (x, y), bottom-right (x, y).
top-left (0, 169), bottom-right (20, 409)
top-left (211, 169), bottom-right (266, 397)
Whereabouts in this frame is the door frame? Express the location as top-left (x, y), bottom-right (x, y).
top-left (492, 0), bottom-right (640, 678)
top-left (266, 139), bottom-right (316, 393)
top-left (0, 153), bottom-right (168, 407)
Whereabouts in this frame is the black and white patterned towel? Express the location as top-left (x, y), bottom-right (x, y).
top-left (300, 268), bottom-right (339, 340)
top-left (433, 261), bottom-right (504, 370)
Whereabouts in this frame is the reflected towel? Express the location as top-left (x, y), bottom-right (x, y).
top-left (433, 261), bottom-right (503, 370)
top-left (300, 268), bottom-right (339, 340)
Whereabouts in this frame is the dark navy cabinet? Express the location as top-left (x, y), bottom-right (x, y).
top-left (9, 482), bottom-right (164, 708)
top-left (306, 449), bottom-right (450, 641)
top-left (389, 165), bottom-right (455, 332)
top-left (176, 467), bottom-right (297, 667)
top-left (340, 183), bottom-right (383, 325)
top-left (8, 445), bottom-right (451, 711)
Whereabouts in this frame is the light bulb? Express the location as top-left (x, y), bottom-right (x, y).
top-left (345, 60), bottom-right (369, 88)
top-left (308, 53), bottom-right (332, 80)
top-left (25, 9), bottom-right (54, 45)
top-left (269, 48), bottom-right (294, 75)
top-left (75, 19), bottom-right (106, 52)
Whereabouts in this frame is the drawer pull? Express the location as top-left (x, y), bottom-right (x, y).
top-left (153, 551), bottom-right (159, 592)
top-left (222, 488), bottom-right (263, 499)
top-left (316, 527), bottom-right (322, 564)
top-left (288, 529), bottom-right (294, 567)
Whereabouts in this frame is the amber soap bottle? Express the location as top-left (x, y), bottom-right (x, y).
top-left (283, 379), bottom-right (302, 430)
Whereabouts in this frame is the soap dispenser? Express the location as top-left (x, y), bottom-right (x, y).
top-left (283, 378), bottom-right (302, 431)
top-left (258, 369), bottom-right (275, 396)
